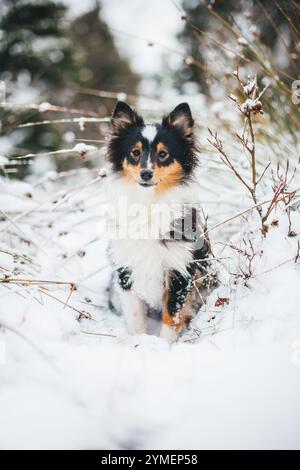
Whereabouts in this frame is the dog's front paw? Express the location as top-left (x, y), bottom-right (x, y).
top-left (160, 324), bottom-right (179, 343)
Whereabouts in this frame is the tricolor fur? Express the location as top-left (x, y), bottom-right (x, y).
top-left (107, 101), bottom-right (216, 342)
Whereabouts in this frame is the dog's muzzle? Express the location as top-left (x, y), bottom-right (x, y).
top-left (139, 169), bottom-right (156, 187)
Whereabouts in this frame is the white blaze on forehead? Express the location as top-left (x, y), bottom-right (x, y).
top-left (146, 157), bottom-right (153, 170)
top-left (142, 125), bottom-right (157, 170)
top-left (142, 125), bottom-right (157, 144)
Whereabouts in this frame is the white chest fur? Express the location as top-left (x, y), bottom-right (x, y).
top-left (107, 177), bottom-right (200, 308)
top-left (110, 238), bottom-right (193, 308)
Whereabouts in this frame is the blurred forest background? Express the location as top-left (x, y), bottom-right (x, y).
top-left (0, 0), bottom-right (299, 179)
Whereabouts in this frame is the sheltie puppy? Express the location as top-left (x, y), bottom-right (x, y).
top-left (106, 101), bottom-right (216, 342)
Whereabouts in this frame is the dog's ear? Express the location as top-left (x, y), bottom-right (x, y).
top-left (111, 101), bottom-right (143, 134)
top-left (163, 103), bottom-right (194, 138)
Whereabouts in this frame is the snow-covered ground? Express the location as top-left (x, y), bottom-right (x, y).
top-left (1, 129), bottom-right (300, 449)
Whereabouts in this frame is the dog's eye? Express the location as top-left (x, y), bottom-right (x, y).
top-left (131, 148), bottom-right (141, 159)
top-left (159, 151), bottom-right (168, 161)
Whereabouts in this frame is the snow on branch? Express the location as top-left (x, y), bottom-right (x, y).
top-left (11, 143), bottom-right (99, 161)
top-left (0, 101), bottom-right (99, 117)
top-left (17, 116), bottom-right (110, 129)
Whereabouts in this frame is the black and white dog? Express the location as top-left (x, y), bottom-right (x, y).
top-left (107, 101), bottom-right (216, 342)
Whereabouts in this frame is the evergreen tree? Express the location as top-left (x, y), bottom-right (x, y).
top-left (0, 0), bottom-right (139, 177)
top-left (0, 0), bottom-right (76, 177)
top-left (0, 0), bottom-right (74, 86)
top-left (70, 1), bottom-right (139, 97)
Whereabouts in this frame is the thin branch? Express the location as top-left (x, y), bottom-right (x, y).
top-left (80, 330), bottom-right (117, 338)
top-left (13, 144), bottom-right (98, 161)
top-left (17, 117), bottom-right (109, 129)
top-left (38, 287), bottom-right (91, 320)
top-left (0, 277), bottom-right (76, 288)
top-left (204, 188), bottom-right (300, 238)
top-left (0, 102), bottom-right (99, 117)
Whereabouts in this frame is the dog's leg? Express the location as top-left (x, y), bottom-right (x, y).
top-left (119, 290), bottom-right (146, 334)
top-left (117, 267), bottom-right (146, 334)
top-left (160, 270), bottom-right (194, 343)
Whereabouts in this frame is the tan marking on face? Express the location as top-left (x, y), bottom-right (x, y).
top-left (122, 159), bottom-right (142, 183)
top-left (156, 142), bottom-right (168, 154)
top-left (154, 160), bottom-right (183, 193)
top-left (135, 141), bottom-right (142, 151)
top-left (156, 143), bottom-right (169, 163)
top-left (130, 141), bottom-right (143, 159)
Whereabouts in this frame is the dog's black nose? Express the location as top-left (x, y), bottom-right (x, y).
top-left (140, 169), bottom-right (153, 181)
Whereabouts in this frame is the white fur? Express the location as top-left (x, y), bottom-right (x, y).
top-left (146, 156), bottom-right (153, 170)
top-left (118, 287), bottom-right (146, 334)
top-left (142, 125), bottom-right (157, 144)
top-left (160, 324), bottom-right (179, 343)
top-left (108, 177), bottom-right (201, 310)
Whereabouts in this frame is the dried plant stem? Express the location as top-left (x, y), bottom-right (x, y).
top-left (80, 330), bottom-right (117, 338)
top-left (0, 209), bottom-right (43, 251)
top-left (189, 24), bottom-right (250, 64)
top-left (256, 0), bottom-right (291, 57)
top-left (18, 117), bottom-right (109, 129)
top-left (208, 129), bottom-right (262, 222)
top-left (0, 173), bottom-right (103, 234)
top-left (0, 277), bottom-right (76, 288)
top-left (248, 116), bottom-right (256, 191)
top-left (14, 146), bottom-right (98, 161)
top-left (0, 102), bottom-right (99, 117)
top-left (262, 161), bottom-right (298, 235)
top-left (78, 86), bottom-right (157, 104)
top-left (0, 248), bottom-right (36, 267)
top-left (210, 70), bottom-right (278, 232)
top-left (246, 114), bottom-right (263, 220)
top-left (204, 188), bottom-right (300, 238)
top-left (38, 287), bottom-right (91, 320)
top-left (63, 283), bottom-right (77, 310)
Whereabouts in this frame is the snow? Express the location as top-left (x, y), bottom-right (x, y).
top-left (117, 93), bottom-right (128, 102)
top-left (77, 117), bottom-right (86, 132)
top-left (1, 151), bottom-right (300, 449)
top-left (0, 155), bottom-right (9, 165)
top-left (243, 79), bottom-right (256, 96)
top-left (63, 0), bottom-right (183, 75)
top-left (71, 143), bottom-right (97, 157)
top-left (38, 102), bottom-right (52, 113)
top-left (241, 98), bottom-right (263, 115)
top-left (238, 36), bottom-right (248, 46)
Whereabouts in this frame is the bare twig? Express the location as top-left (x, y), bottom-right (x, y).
top-left (0, 101), bottom-right (99, 117)
top-left (13, 144), bottom-right (98, 161)
top-left (17, 116), bottom-right (109, 129)
top-left (0, 277), bottom-right (76, 288)
top-left (38, 287), bottom-right (91, 320)
top-left (80, 330), bottom-right (117, 338)
top-left (204, 188), bottom-right (300, 238)
top-left (262, 161), bottom-right (298, 235)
